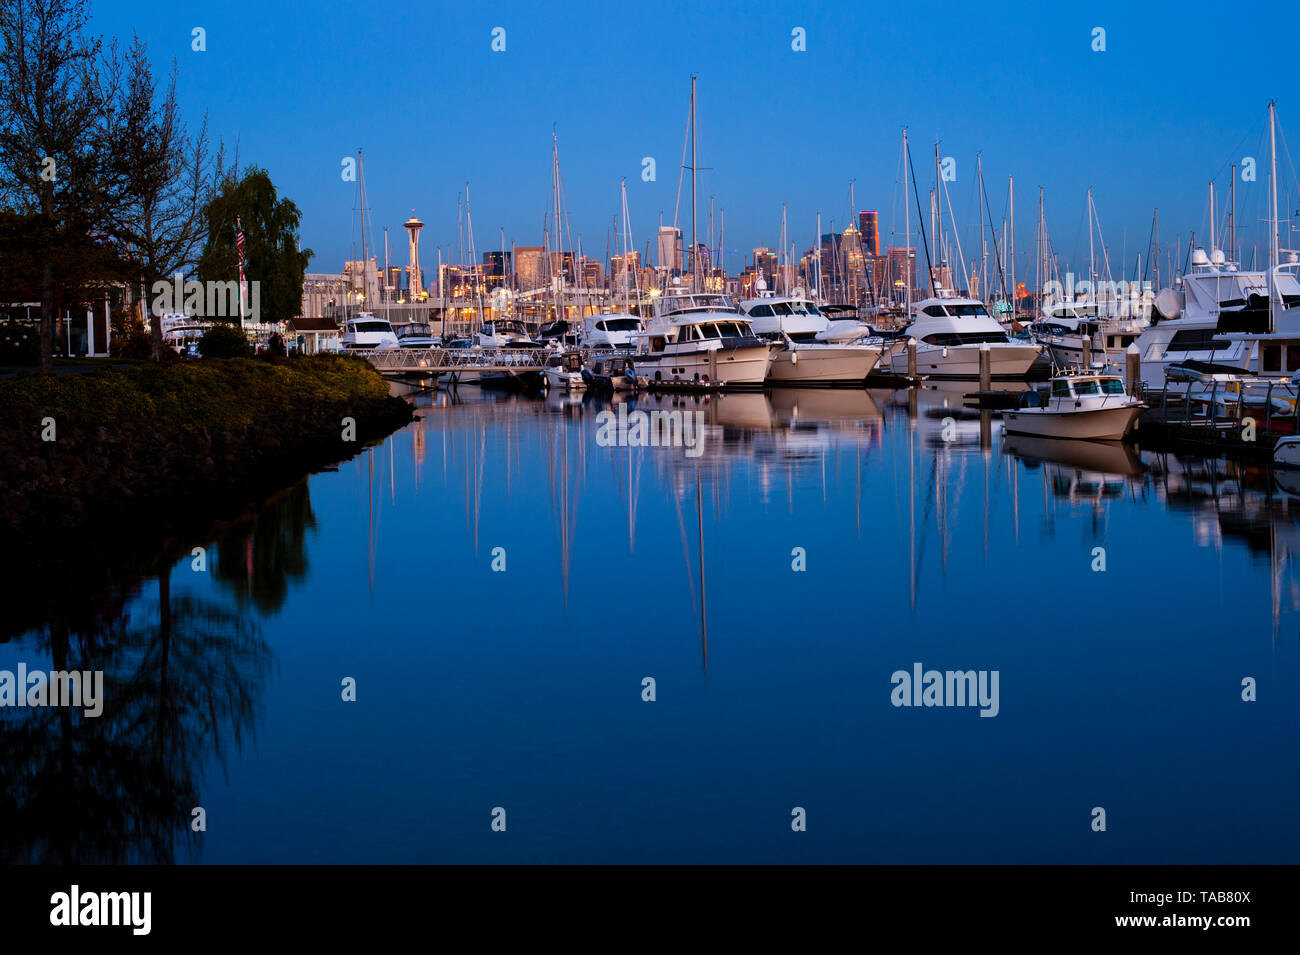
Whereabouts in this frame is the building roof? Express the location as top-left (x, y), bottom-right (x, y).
top-left (289, 315), bottom-right (338, 332)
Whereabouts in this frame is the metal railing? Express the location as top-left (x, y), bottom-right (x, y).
top-left (355, 346), bottom-right (552, 372)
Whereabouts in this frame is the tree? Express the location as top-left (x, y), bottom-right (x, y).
top-left (198, 166), bottom-right (313, 325)
top-left (101, 35), bottom-right (210, 362)
top-left (0, 0), bottom-right (124, 372)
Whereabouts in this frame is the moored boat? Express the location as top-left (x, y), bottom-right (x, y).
top-left (1002, 374), bottom-right (1144, 441)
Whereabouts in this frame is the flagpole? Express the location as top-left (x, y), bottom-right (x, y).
top-left (236, 217), bottom-right (247, 330)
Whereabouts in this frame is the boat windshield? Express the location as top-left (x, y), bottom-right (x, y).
top-left (1100, 378), bottom-right (1126, 395)
top-left (787, 331), bottom-right (819, 343)
top-left (950, 303), bottom-right (991, 317)
top-left (771, 301), bottom-right (822, 316)
top-left (399, 323), bottom-right (431, 337)
top-left (598, 318), bottom-right (640, 331)
top-left (1074, 380), bottom-right (1101, 396)
top-left (353, 321), bottom-right (392, 333)
top-left (662, 294), bottom-right (733, 314)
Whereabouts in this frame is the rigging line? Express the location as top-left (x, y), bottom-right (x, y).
top-left (906, 141), bottom-right (936, 296)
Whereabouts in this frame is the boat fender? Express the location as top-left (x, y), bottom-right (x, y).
top-left (791, 350), bottom-right (799, 364)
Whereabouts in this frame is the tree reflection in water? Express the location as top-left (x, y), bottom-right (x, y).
top-left (0, 483), bottom-right (321, 863)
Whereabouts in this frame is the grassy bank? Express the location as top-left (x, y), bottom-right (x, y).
top-left (0, 356), bottom-right (412, 618)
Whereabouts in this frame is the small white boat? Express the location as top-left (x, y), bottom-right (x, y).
top-left (1275, 436), bottom-right (1300, 468)
top-left (1002, 374), bottom-right (1144, 441)
top-left (477, 320), bottom-right (539, 349)
top-left (543, 350), bottom-right (586, 391)
top-left (395, 321), bottom-right (438, 349)
top-left (583, 354), bottom-right (638, 391)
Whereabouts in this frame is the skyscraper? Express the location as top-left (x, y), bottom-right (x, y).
top-left (858, 210), bottom-right (880, 257)
top-left (657, 226), bottom-right (683, 274)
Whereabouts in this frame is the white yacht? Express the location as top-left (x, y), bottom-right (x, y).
top-left (738, 295), bottom-right (882, 384)
top-left (476, 320), bottom-right (539, 349)
top-left (583, 313), bottom-right (642, 349)
top-left (632, 289), bottom-right (773, 389)
top-left (542, 349), bottom-right (586, 391)
top-left (887, 294), bottom-right (1042, 378)
top-left (339, 312), bottom-right (398, 350)
top-left (1003, 374), bottom-right (1144, 441)
top-left (1130, 249), bottom-right (1300, 387)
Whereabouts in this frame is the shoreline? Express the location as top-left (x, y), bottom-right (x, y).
top-left (0, 356), bottom-right (414, 639)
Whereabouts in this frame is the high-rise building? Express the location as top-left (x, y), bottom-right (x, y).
top-left (514, 246), bottom-right (545, 290)
top-left (343, 257), bottom-right (381, 306)
top-left (858, 211), bottom-right (880, 257)
top-left (482, 250), bottom-right (510, 290)
top-left (886, 247), bottom-right (916, 299)
top-left (657, 226), bottom-right (683, 274)
top-left (580, 257), bottom-right (604, 288)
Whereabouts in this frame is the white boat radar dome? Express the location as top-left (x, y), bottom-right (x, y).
top-left (1153, 287), bottom-right (1184, 321)
top-left (1190, 248), bottom-right (1211, 268)
top-left (1210, 248), bottom-right (1226, 266)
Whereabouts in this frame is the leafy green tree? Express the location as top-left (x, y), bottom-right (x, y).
top-left (198, 166), bottom-right (313, 325)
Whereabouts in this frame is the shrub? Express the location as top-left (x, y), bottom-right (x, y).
top-left (198, 323), bottom-right (252, 359)
top-left (0, 320), bottom-right (39, 365)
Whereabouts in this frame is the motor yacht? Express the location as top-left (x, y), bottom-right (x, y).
top-left (633, 288), bottom-right (773, 389)
top-left (339, 312), bottom-right (398, 350)
top-left (887, 294), bottom-right (1042, 378)
top-left (738, 295), bottom-right (881, 384)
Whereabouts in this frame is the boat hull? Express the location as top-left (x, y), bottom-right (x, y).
top-left (767, 345), bottom-right (881, 384)
top-left (1275, 436), bottom-right (1300, 468)
top-left (888, 343), bottom-right (1042, 378)
top-left (1003, 404), bottom-right (1143, 441)
top-left (543, 368), bottom-right (586, 391)
top-left (635, 344), bottom-right (772, 389)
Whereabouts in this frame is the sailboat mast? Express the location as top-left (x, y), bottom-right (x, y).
top-left (358, 149), bottom-right (368, 309)
top-left (690, 75), bottom-right (698, 292)
top-left (903, 128), bottom-right (911, 313)
top-left (977, 153), bottom-right (986, 301)
top-left (1229, 167), bottom-right (1236, 263)
top-left (1269, 100), bottom-right (1279, 330)
top-left (1209, 181), bottom-right (1216, 252)
top-left (816, 212), bottom-right (822, 301)
top-left (1008, 176), bottom-right (1015, 319)
top-left (1269, 100), bottom-right (1280, 269)
top-left (1088, 188), bottom-right (1096, 303)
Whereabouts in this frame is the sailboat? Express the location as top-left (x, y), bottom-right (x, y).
top-left (583, 177), bottom-right (643, 350)
top-left (339, 149), bottom-right (398, 351)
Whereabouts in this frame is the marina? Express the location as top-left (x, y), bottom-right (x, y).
top-left (5, 0), bottom-right (1300, 920)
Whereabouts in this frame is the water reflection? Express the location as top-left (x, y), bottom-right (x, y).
top-left (6, 381), bottom-right (1300, 863)
top-left (0, 488), bottom-right (315, 861)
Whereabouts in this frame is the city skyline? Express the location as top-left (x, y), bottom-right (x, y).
top-left (92, 0), bottom-right (1299, 286)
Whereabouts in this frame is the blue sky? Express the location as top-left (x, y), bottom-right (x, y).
top-left (94, 0), bottom-right (1297, 282)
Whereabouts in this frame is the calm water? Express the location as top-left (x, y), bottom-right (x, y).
top-left (5, 381), bottom-right (1300, 863)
